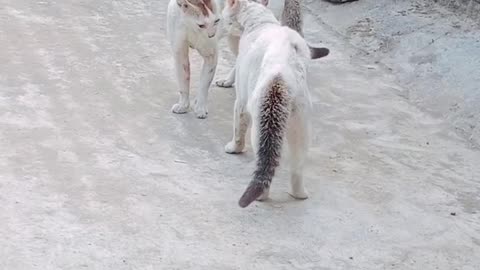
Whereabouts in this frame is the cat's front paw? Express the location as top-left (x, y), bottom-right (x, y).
top-left (215, 79), bottom-right (234, 88)
top-left (193, 99), bottom-right (208, 119)
top-left (288, 189), bottom-right (309, 200)
top-left (171, 102), bottom-right (189, 114)
top-left (225, 141), bottom-right (243, 154)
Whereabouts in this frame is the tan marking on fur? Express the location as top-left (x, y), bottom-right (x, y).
top-left (194, 0), bottom-right (213, 16)
top-left (203, 0), bottom-right (213, 12)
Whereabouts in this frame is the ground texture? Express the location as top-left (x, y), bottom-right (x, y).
top-left (0, 0), bottom-right (479, 269)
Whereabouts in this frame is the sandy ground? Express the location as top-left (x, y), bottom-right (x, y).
top-left (0, 0), bottom-right (479, 269)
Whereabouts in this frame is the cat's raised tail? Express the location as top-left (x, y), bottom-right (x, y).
top-left (238, 75), bottom-right (290, 208)
top-left (282, 0), bottom-right (330, 60)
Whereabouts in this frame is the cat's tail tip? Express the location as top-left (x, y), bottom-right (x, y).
top-left (310, 46), bottom-right (330, 60)
top-left (238, 182), bottom-right (265, 208)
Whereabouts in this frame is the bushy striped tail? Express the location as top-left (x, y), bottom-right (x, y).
top-left (238, 75), bottom-right (290, 208)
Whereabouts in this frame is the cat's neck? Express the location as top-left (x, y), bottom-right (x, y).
top-left (237, 3), bottom-right (278, 34)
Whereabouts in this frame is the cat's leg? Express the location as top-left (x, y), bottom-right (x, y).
top-left (225, 99), bottom-right (249, 154)
top-left (194, 51), bottom-right (218, 119)
top-left (286, 107), bottom-right (309, 199)
top-left (216, 34), bottom-right (239, 88)
top-left (216, 66), bottom-right (236, 88)
top-left (228, 34), bottom-right (240, 57)
top-left (171, 42), bottom-right (190, 114)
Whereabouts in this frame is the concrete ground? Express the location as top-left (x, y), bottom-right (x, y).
top-left (304, 0), bottom-right (480, 147)
top-left (0, 0), bottom-right (479, 269)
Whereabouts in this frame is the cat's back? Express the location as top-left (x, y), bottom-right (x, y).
top-left (167, 0), bottom-right (181, 39)
top-left (254, 25), bottom-right (309, 62)
top-left (167, 0), bottom-right (179, 20)
top-left (240, 25), bottom-right (306, 78)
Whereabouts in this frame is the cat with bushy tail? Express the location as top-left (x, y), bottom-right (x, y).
top-left (221, 0), bottom-right (329, 207)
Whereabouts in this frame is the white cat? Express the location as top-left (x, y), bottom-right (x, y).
top-left (216, 0), bottom-right (329, 88)
top-left (167, 0), bottom-right (222, 119)
top-left (215, 0), bottom-right (269, 88)
top-left (222, 0), bottom-right (329, 207)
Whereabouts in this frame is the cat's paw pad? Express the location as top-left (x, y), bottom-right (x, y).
top-left (171, 103), bottom-right (189, 114)
top-left (215, 79), bottom-right (234, 88)
top-left (193, 100), bottom-right (208, 119)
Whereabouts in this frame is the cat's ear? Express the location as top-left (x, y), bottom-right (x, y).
top-left (258, 0), bottom-right (269, 6)
top-left (176, 0), bottom-right (190, 12)
top-left (227, 0), bottom-right (239, 8)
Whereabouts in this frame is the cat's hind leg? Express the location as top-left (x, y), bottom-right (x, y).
top-left (286, 106), bottom-right (309, 200)
top-left (225, 99), bottom-right (250, 154)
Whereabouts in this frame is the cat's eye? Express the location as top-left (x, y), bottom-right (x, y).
top-left (214, 19), bottom-right (220, 24)
top-left (198, 24), bottom-right (206, 28)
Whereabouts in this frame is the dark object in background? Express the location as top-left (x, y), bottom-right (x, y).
top-left (324, 0), bottom-right (359, 3)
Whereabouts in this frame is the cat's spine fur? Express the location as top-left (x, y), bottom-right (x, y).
top-left (238, 75), bottom-right (290, 208)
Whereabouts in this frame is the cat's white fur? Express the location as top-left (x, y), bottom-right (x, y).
top-left (216, 0), bottom-right (329, 88)
top-left (215, 0), bottom-right (270, 88)
top-left (167, 0), bottom-right (222, 119)
top-left (222, 0), bottom-right (312, 207)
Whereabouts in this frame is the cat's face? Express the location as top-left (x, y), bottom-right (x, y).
top-left (178, 0), bottom-right (221, 38)
top-left (222, 0), bottom-right (268, 33)
top-left (222, 0), bottom-right (241, 23)
top-left (221, 0), bottom-right (241, 36)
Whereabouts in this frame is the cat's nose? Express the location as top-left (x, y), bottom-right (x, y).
top-left (208, 33), bottom-right (216, 38)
